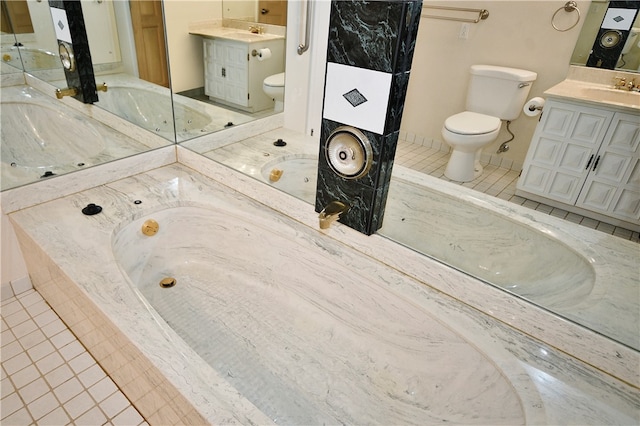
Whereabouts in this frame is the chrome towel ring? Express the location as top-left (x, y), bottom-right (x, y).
top-left (552, 1), bottom-right (581, 32)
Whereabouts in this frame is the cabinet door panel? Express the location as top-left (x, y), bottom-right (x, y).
top-left (530, 137), bottom-right (563, 165)
top-left (548, 172), bottom-right (584, 203)
top-left (520, 165), bottom-right (551, 193)
top-left (593, 151), bottom-right (632, 183)
top-left (612, 187), bottom-right (640, 221)
top-left (539, 106), bottom-right (574, 137)
top-left (577, 181), bottom-right (617, 212)
top-left (605, 115), bottom-right (640, 152)
top-left (558, 143), bottom-right (593, 173)
top-left (570, 112), bottom-right (611, 144)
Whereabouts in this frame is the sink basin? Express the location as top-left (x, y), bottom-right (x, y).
top-left (579, 86), bottom-right (640, 108)
top-left (224, 32), bottom-right (267, 42)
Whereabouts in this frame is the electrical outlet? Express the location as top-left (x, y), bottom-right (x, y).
top-left (459, 23), bottom-right (470, 39)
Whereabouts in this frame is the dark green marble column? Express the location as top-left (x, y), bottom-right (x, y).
top-left (315, 0), bottom-right (422, 235)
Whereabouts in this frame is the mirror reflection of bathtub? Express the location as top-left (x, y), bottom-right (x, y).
top-left (0, 86), bottom-right (153, 190)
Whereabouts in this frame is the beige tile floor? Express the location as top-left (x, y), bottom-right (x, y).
top-left (1, 284), bottom-right (147, 426)
top-left (2, 141), bottom-right (637, 425)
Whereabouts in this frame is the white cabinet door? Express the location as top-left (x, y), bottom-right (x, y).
top-left (576, 112), bottom-right (640, 222)
top-left (518, 100), bottom-right (614, 204)
top-left (203, 39), bottom-right (248, 107)
top-left (221, 41), bottom-right (249, 107)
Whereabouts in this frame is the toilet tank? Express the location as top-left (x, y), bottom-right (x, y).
top-left (466, 65), bottom-right (537, 121)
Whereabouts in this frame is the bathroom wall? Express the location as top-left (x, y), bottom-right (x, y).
top-left (163, 0), bottom-right (224, 93)
top-left (400, 0), bottom-right (590, 169)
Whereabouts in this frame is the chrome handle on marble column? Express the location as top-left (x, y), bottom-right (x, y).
top-left (297, 0), bottom-right (312, 55)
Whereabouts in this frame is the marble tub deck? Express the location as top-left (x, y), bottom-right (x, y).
top-left (202, 128), bottom-right (640, 352)
top-left (8, 160), bottom-right (639, 425)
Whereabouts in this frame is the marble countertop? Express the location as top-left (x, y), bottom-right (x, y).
top-left (189, 26), bottom-right (285, 43)
top-left (545, 66), bottom-right (640, 111)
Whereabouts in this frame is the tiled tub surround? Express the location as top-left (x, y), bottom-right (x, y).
top-left (204, 127), bottom-right (640, 352)
top-left (0, 85), bottom-right (155, 191)
top-left (7, 159), bottom-right (639, 424)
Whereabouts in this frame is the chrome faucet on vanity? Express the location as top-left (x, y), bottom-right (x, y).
top-left (319, 201), bottom-right (350, 229)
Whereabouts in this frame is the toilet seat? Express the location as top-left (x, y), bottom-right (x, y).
top-left (444, 111), bottom-right (500, 135)
top-left (263, 72), bottom-right (285, 88)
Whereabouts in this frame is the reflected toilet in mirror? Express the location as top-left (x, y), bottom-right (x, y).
top-left (262, 71), bottom-right (285, 112)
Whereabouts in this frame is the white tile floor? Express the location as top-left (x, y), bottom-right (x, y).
top-left (2, 141), bottom-right (637, 426)
top-left (1, 283), bottom-right (147, 426)
top-left (394, 140), bottom-right (640, 243)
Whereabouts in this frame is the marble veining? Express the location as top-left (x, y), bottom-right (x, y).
top-left (201, 128), bottom-right (640, 378)
top-left (92, 74), bottom-right (256, 142)
top-left (9, 162), bottom-right (639, 424)
top-left (0, 85), bottom-right (152, 190)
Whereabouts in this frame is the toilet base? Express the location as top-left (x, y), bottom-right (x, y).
top-left (444, 149), bottom-right (483, 182)
top-left (274, 100), bottom-right (284, 113)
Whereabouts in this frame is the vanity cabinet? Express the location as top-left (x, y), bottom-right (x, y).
top-left (202, 37), bottom-right (284, 113)
top-left (517, 98), bottom-right (639, 229)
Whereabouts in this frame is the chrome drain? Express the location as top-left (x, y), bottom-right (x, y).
top-left (159, 277), bottom-right (176, 288)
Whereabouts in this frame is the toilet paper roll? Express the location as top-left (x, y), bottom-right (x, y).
top-left (257, 48), bottom-right (272, 61)
top-left (523, 97), bottom-right (545, 117)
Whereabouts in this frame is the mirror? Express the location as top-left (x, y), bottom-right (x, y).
top-left (1, 0), bottom-right (175, 191)
top-left (1, 0), bottom-right (287, 190)
top-left (0, 1), bottom-right (24, 75)
top-left (168, 0), bottom-right (287, 143)
top-left (571, 1), bottom-right (640, 71)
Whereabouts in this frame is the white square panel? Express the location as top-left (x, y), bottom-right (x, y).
top-left (601, 8), bottom-right (637, 31)
top-left (323, 62), bottom-right (392, 135)
top-left (50, 8), bottom-right (72, 43)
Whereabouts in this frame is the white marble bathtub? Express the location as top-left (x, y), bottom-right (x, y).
top-left (0, 86), bottom-right (151, 190)
top-left (204, 129), bottom-right (640, 352)
top-left (9, 161), bottom-right (639, 424)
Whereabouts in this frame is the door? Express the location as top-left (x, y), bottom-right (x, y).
top-left (1, 0), bottom-right (33, 34)
top-left (258, 0), bottom-right (287, 26)
top-left (576, 111), bottom-right (640, 222)
top-left (129, 0), bottom-right (169, 88)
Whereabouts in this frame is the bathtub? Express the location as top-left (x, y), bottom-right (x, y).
top-left (0, 86), bottom-right (151, 190)
top-left (255, 150), bottom-right (638, 351)
top-left (94, 83), bottom-right (255, 141)
top-left (9, 162), bottom-right (638, 424)
top-left (1, 46), bottom-right (59, 70)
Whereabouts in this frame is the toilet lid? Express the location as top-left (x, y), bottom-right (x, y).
top-left (264, 72), bottom-right (285, 88)
top-left (444, 111), bottom-right (500, 135)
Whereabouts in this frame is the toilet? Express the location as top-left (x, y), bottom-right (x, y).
top-left (263, 72), bottom-right (285, 112)
top-left (442, 65), bottom-right (537, 182)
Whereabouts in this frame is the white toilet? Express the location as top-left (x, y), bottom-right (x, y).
top-left (263, 72), bottom-right (285, 112)
top-left (442, 65), bottom-right (537, 182)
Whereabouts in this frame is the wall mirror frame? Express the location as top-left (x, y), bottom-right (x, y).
top-left (1, 0), bottom-right (637, 356)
